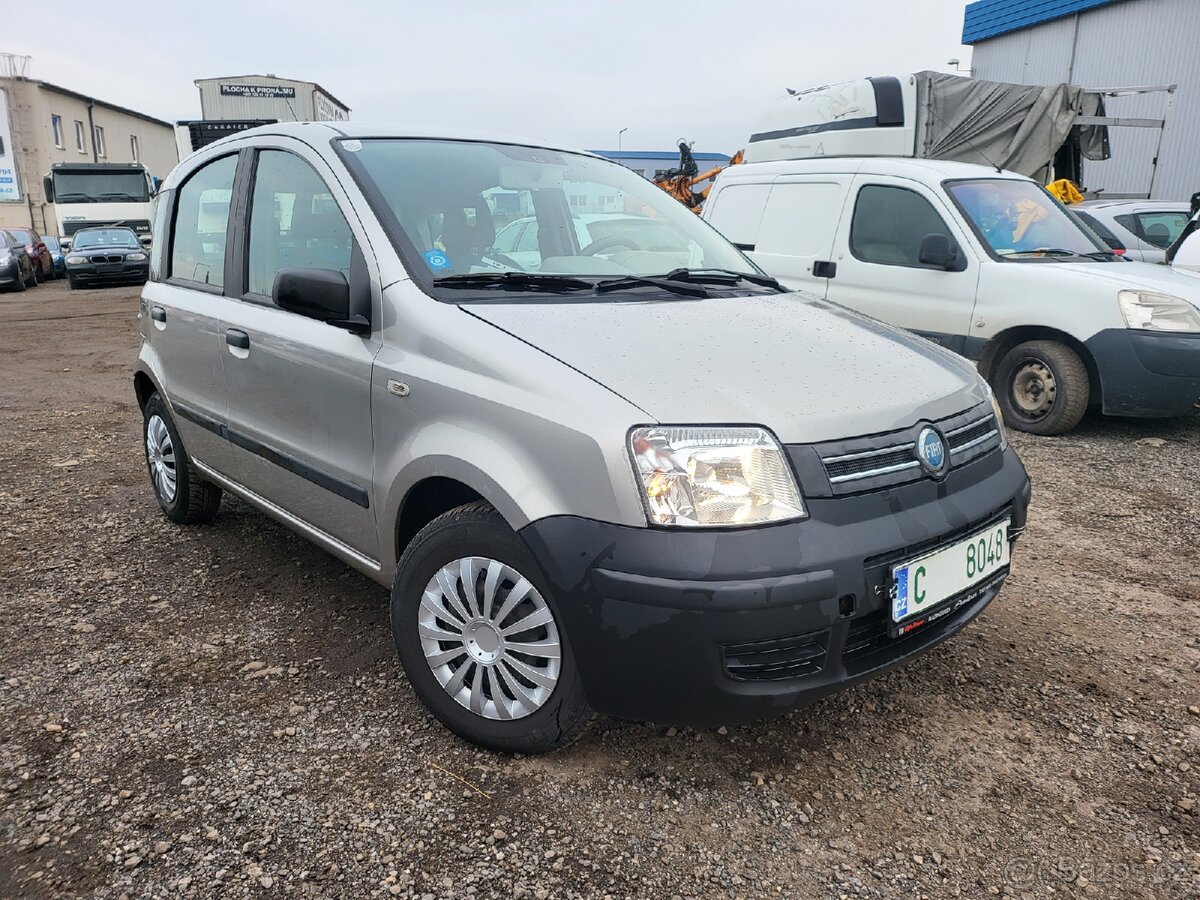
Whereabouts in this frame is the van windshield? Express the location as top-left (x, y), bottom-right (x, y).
top-left (337, 139), bottom-right (759, 291)
top-left (947, 178), bottom-right (1114, 261)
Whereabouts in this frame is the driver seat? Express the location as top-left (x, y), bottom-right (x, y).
top-left (438, 196), bottom-right (496, 271)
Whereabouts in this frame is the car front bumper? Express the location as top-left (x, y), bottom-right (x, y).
top-left (67, 262), bottom-right (149, 283)
top-left (520, 447), bottom-right (1031, 726)
top-left (1087, 328), bottom-right (1200, 417)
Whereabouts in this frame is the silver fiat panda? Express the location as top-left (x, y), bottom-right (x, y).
top-left (134, 122), bottom-right (1031, 753)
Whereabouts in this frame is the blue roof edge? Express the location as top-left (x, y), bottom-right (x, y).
top-left (963, 0), bottom-right (1121, 44)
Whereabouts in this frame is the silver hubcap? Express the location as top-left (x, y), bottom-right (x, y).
top-left (145, 415), bottom-right (177, 502)
top-left (1012, 361), bottom-right (1057, 419)
top-left (419, 557), bottom-right (561, 721)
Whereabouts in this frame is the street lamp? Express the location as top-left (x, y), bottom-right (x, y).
top-left (618, 127), bottom-right (628, 156)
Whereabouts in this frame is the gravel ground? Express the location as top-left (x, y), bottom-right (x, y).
top-left (1, 281), bottom-right (1198, 899)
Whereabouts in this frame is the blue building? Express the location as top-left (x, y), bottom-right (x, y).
top-left (963, 0), bottom-right (1199, 200)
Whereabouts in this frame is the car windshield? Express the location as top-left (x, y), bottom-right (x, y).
top-left (339, 139), bottom-right (758, 292)
top-left (5, 229), bottom-right (33, 245)
top-left (51, 171), bottom-right (149, 203)
top-left (947, 178), bottom-right (1110, 260)
top-left (72, 228), bottom-right (140, 249)
top-left (42, 236), bottom-right (60, 251)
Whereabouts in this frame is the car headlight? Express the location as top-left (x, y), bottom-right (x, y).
top-left (979, 378), bottom-right (1008, 450)
top-left (628, 426), bottom-right (805, 527)
top-left (125, 252), bottom-right (147, 262)
top-left (1118, 290), bottom-right (1200, 333)
top-left (66, 256), bottom-right (86, 265)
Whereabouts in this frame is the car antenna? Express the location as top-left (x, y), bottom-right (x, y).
top-left (920, 91), bottom-right (1004, 174)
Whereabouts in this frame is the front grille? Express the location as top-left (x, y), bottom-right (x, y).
top-left (805, 403), bottom-right (1002, 496)
top-left (722, 631), bottom-right (828, 681)
top-left (89, 254), bottom-right (124, 263)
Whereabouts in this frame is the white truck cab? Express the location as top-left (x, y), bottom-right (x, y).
top-left (704, 156), bottom-right (1200, 434)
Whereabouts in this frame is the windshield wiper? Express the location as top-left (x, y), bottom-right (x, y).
top-left (661, 267), bottom-right (784, 290)
top-left (1005, 247), bottom-right (1116, 260)
top-left (593, 275), bottom-right (711, 298)
top-left (434, 272), bottom-right (594, 291)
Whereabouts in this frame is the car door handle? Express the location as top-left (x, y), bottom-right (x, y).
top-left (150, 305), bottom-right (166, 323)
top-left (225, 329), bottom-right (250, 350)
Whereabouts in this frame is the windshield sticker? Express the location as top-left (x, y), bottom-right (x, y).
top-left (423, 249), bottom-right (452, 271)
top-left (341, 139), bottom-right (363, 152)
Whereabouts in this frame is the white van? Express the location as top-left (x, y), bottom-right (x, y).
top-left (703, 157), bottom-right (1200, 435)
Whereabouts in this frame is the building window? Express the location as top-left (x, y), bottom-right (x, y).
top-left (74, 120), bottom-right (86, 153)
top-left (51, 115), bottom-right (64, 149)
top-left (130, 135), bottom-right (139, 162)
top-left (94, 126), bottom-right (106, 158)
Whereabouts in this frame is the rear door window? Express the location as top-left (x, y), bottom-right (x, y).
top-left (170, 154), bottom-right (238, 288)
top-left (1135, 211), bottom-right (1190, 249)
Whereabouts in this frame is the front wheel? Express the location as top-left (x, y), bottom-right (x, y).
top-left (391, 502), bottom-right (592, 753)
top-left (66, 276), bottom-right (78, 291)
top-left (992, 340), bottom-right (1090, 435)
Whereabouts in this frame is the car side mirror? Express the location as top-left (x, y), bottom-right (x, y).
top-left (918, 233), bottom-right (963, 271)
top-left (273, 267), bottom-right (369, 333)
top-left (43, 175), bottom-right (55, 203)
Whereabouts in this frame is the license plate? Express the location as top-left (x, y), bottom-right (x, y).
top-left (890, 518), bottom-right (1010, 634)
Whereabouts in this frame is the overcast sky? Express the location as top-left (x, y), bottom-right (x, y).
top-left (10, 0), bottom-right (972, 154)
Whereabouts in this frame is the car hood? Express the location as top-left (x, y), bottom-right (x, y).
top-left (1055, 259), bottom-right (1200, 306)
top-left (463, 292), bottom-right (986, 443)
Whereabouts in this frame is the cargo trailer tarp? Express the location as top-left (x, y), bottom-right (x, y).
top-left (914, 71), bottom-right (1109, 180)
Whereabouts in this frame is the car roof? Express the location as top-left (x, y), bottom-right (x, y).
top-left (192, 120), bottom-right (602, 161)
top-left (1076, 199), bottom-right (1188, 211)
top-left (720, 156), bottom-right (1031, 182)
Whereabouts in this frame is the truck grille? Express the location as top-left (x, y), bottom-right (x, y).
top-left (806, 403), bottom-right (1002, 496)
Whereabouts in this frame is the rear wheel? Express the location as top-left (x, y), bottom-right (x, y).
top-left (391, 502), bottom-right (592, 753)
top-left (993, 340), bottom-right (1089, 436)
top-left (142, 393), bottom-right (222, 524)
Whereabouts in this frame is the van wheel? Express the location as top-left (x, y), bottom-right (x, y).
top-left (143, 393), bottom-right (222, 524)
top-left (993, 340), bottom-right (1089, 435)
top-left (391, 502), bottom-right (593, 753)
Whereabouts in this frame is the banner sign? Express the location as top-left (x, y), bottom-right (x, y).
top-left (0, 87), bottom-right (21, 202)
top-left (219, 84), bottom-right (296, 99)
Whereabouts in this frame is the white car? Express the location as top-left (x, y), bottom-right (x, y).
top-left (492, 212), bottom-right (688, 271)
top-left (703, 156), bottom-right (1200, 435)
top-left (1075, 200), bottom-right (1191, 263)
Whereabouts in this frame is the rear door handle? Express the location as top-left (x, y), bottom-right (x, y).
top-left (225, 329), bottom-right (250, 350)
top-left (150, 305), bottom-right (166, 322)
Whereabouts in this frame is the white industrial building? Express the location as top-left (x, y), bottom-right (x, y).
top-left (195, 74), bottom-right (350, 123)
top-left (964, 0), bottom-right (1199, 200)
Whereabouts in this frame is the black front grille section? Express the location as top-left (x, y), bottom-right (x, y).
top-left (795, 402), bottom-right (1003, 497)
top-left (722, 630), bottom-right (829, 681)
top-left (89, 254), bottom-right (124, 263)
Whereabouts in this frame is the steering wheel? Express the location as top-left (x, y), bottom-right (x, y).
top-left (580, 235), bottom-right (642, 256)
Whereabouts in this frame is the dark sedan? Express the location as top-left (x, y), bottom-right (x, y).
top-left (41, 235), bottom-right (68, 277)
top-left (0, 230), bottom-right (37, 292)
top-left (65, 227), bottom-right (149, 289)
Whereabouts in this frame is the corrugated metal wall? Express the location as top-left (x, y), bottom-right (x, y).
top-left (971, 0), bottom-right (1200, 200)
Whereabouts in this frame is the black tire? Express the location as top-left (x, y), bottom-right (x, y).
top-left (66, 276), bottom-right (77, 291)
top-left (992, 340), bottom-right (1090, 436)
top-left (33, 264), bottom-right (44, 284)
top-left (142, 393), bottom-right (222, 524)
top-left (391, 502), bottom-right (593, 753)
top-left (23, 266), bottom-right (36, 288)
top-left (12, 269), bottom-right (26, 292)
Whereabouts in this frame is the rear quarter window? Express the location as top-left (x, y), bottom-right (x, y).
top-left (706, 182), bottom-right (773, 248)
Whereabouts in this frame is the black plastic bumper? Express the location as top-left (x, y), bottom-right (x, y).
top-left (1087, 328), bottom-right (1200, 418)
top-left (520, 447), bottom-right (1032, 726)
top-left (68, 263), bottom-right (149, 283)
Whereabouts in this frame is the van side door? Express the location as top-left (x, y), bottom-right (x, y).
top-left (825, 177), bottom-right (980, 353)
top-left (217, 141), bottom-right (382, 563)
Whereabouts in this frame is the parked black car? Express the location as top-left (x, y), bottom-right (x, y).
top-left (65, 227), bottom-right (150, 289)
top-left (0, 231), bottom-right (37, 292)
